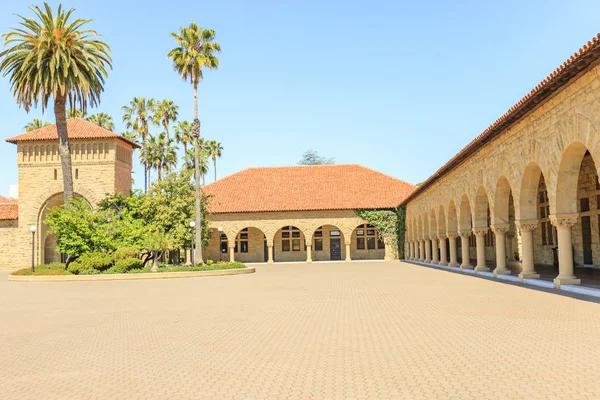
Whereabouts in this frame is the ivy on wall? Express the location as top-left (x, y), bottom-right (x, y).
top-left (356, 206), bottom-right (406, 259)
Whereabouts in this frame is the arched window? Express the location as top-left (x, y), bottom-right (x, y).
top-left (355, 224), bottom-right (384, 250)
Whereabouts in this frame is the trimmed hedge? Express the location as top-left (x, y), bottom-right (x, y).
top-left (12, 263), bottom-right (71, 276)
top-left (113, 247), bottom-right (140, 262)
top-left (67, 252), bottom-right (114, 274)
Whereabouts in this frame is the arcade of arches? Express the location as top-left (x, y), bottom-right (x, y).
top-left (404, 36), bottom-right (600, 288)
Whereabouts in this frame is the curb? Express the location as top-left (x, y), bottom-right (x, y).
top-left (8, 267), bottom-right (255, 282)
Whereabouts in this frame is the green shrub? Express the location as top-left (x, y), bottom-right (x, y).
top-left (12, 263), bottom-right (71, 276)
top-left (113, 247), bottom-right (140, 262)
top-left (80, 268), bottom-right (101, 275)
top-left (67, 252), bottom-right (113, 274)
top-left (114, 257), bottom-right (143, 273)
top-left (206, 259), bottom-right (213, 265)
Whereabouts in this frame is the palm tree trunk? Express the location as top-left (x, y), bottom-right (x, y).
top-left (193, 82), bottom-right (203, 264)
top-left (54, 95), bottom-right (74, 202)
top-left (213, 157), bottom-right (217, 182)
top-left (158, 165), bottom-right (162, 181)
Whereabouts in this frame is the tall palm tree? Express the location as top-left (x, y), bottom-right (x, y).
top-left (66, 109), bottom-right (86, 119)
top-left (24, 118), bottom-right (50, 132)
top-left (86, 112), bottom-right (114, 130)
top-left (0, 3), bottom-right (111, 201)
top-left (184, 144), bottom-right (209, 185)
top-left (151, 99), bottom-right (178, 140)
top-left (168, 22), bottom-right (221, 264)
top-left (148, 132), bottom-right (177, 181)
top-left (174, 120), bottom-right (194, 154)
top-left (122, 97), bottom-right (152, 192)
top-left (207, 140), bottom-right (223, 182)
top-left (139, 137), bottom-right (157, 187)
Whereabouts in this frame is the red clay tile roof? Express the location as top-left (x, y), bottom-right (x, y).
top-left (6, 118), bottom-right (140, 149)
top-left (0, 196), bottom-right (18, 220)
top-left (401, 33), bottom-right (600, 205)
top-left (204, 164), bottom-right (415, 214)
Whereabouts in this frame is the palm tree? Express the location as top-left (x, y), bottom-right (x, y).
top-left (86, 112), bottom-right (114, 130)
top-left (148, 132), bottom-right (177, 181)
top-left (184, 144), bottom-right (209, 185)
top-left (24, 118), bottom-right (50, 132)
top-left (0, 3), bottom-right (111, 201)
top-left (207, 140), bottom-right (223, 182)
top-left (66, 109), bottom-right (86, 119)
top-left (139, 137), bottom-right (157, 187)
top-left (122, 97), bottom-right (152, 192)
top-left (174, 120), bottom-right (194, 154)
top-left (168, 22), bottom-right (221, 264)
top-left (151, 99), bottom-right (178, 139)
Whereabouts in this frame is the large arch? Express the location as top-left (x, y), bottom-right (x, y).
top-left (473, 186), bottom-right (489, 228)
top-left (274, 225), bottom-right (307, 262)
top-left (519, 162), bottom-right (544, 221)
top-left (312, 225), bottom-right (346, 262)
top-left (493, 176), bottom-right (512, 225)
top-left (458, 194), bottom-right (472, 231)
top-left (555, 142), bottom-right (589, 215)
top-left (351, 223), bottom-right (385, 260)
top-left (447, 200), bottom-right (458, 233)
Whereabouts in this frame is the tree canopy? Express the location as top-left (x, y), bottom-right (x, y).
top-left (298, 150), bottom-right (335, 165)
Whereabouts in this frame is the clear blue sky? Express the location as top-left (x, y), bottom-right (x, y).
top-left (0, 0), bottom-right (599, 196)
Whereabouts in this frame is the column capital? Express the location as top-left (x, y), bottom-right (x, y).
top-left (429, 235), bottom-right (438, 241)
top-left (446, 231), bottom-right (458, 239)
top-left (516, 219), bottom-right (538, 233)
top-left (472, 227), bottom-right (488, 237)
top-left (437, 233), bottom-right (446, 240)
top-left (549, 213), bottom-right (579, 228)
top-left (458, 230), bottom-right (471, 238)
top-left (490, 223), bottom-right (510, 235)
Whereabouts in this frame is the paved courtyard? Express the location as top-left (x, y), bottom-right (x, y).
top-left (1, 261), bottom-right (600, 400)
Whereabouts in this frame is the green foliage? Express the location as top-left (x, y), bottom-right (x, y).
top-left (112, 257), bottom-right (143, 273)
top-left (113, 247), bottom-right (140, 262)
top-left (45, 198), bottom-right (112, 263)
top-left (0, 3), bottom-right (112, 113)
top-left (12, 263), bottom-right (70, 276)
top-left (86, 112), bottom-right (115, 131)
top-left (159, 261), bottom-right (246, 272)
top-left (206, 259), bottom-right (213, 265)
top-left (356, 209), bottom-right (399, 257)
top-left (23, 118), bottom-right (50, 132)
top-left (298, 150), bottom-right (335, 165)
top-left (144, 170), bottom-right (209, 249)
top-left (396, 205), bottom-right (406, 259)
top-left (96, 192), bottom-right (146, 250)
top-left (67, 252), bottom-right (113, 274)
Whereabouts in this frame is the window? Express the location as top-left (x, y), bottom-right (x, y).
top-left (538, 184), bottom-right (556, 246)
top-left (292, 231), bottom-right (300, 238)
top-left (330, 230), bottom-right (341, 237)
top-left (314, 229), bottom-right (323, 238)
top-left (282, 231), bottom-right (290, 238)
top-left (541, 221), bottom-right (547, 245)
top-left (236, 228), bottom-right (249, 253)
top-left (367, 237), bottom-right (376, 250)
top-left (377, 238), bottom-right (385, 249)
top-left (357, 229), bottom-right (364, 236)
top-left (75, 169), bottom-right (79, 180)
top-left (221, 234), bottom-right (228, 253)
top-left (581, 198), bottom-right (590, 212)
top-left (292, 239), bottom-right (301, 251)
top-left (53, 169), bottom-right (57, 180)
top-left (357, 237), bottom-right (365, 250)
top-left (314, 239), bottom-right (323, 251)
top-left (282, 240), bottom-right (290, 251)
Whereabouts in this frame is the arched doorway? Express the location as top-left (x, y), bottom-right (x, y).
top-left (312, 225), bottom-right (345, 261)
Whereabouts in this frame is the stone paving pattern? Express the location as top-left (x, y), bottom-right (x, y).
top-left (1, 261), bottom-right (600, 399)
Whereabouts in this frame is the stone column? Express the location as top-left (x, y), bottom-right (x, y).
top-left (306, 241), bottom-right (312, 263)
top-left (419, 239), bottom-right (425, 261)
top-left (506, 231), bottom-right (515, 261)
top-left (447, 233), bottom-right (459, 267)
top-left (516, 220), bottom-right (539, 281)
top-left (424, 238), bottom-right (432, 263)
top-left (431, 236), bottom-right (439, 264)
top-left (267, 242), bottom-right (274, 264)
top-left (491, 224), bottom-right (510, 275)
top-left (550, 214), bottom-right (581, 287)
top-left (345, 241), bottom-right (351, 262)
top-left (459, 230), bottom-right (472, 269)
top-left (438, 235), bottom-right (447, 265)
top-left (473, 228), bottom-right (489, 272)
top-left (384, 240), bottom-right (394, 261)
top-left (229, 244), bottom-right (235, 263)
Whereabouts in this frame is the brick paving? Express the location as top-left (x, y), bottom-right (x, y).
top-left (1, 261), bottom-right (600, 399)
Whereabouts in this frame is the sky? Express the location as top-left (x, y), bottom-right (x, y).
top-left (0, 0), bottom-right (599, 196)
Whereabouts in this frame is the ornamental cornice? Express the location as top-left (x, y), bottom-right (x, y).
top-left (516, 220), bottom-right (538, 233)
top-left (458, 230), bottom-right (472, 238)
top-left (490, 224), bottom-right (510, 235)
top-left (549, 213), bottom-right (579, 228)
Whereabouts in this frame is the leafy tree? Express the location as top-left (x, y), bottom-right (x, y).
top-left (207, 140), bottom-right (223, 182)
top-left (44, 197), bottom-right (111, 266)
top-left (143, 230), bottom-right (170, 272)
top-left (151, 99), bottom-right (178, 139)
top-left (174, 120), bottom-right (194, 154)
top-left (24, 118), bottom-right (49, 132)
top-left (0, 3), bottom-right (111, 202)
top-left (86, 112), bottom-right (114, 130)
top-left (168, 22), bottom-right (221, 264)
top-left (122, 97), bottom-right (153, 192)
top-left (96, 191), bottom-right (146, 251)
top-left (298, 150), bottom-right (335, 165)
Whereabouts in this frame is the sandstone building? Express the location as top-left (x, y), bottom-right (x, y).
top-left (202, 165), bottom-right (413, 263)
top-left (403, 34), bottom-right (600, 287)
top-left (1, 118), bottom-right (138, 269)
